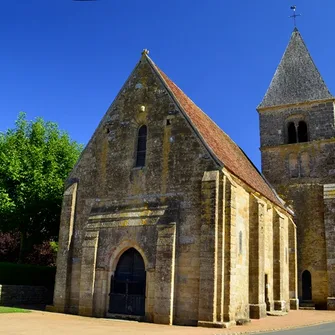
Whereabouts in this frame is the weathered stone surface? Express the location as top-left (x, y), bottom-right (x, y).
top-left (327, 297), bottom-right (335, 310)
top-left (258, 29), bottom-right (335, 310)
top-left (153, 223), bottom-right (176, 325)
top-left (52, 182), bottom-right (77, 313)
top-left (51, 52), bottom-right (295, 327)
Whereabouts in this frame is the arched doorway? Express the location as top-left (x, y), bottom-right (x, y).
top-left (109, 248), bottom-right (146, 316)
top-left (302, 270), bottom-right (312, 301)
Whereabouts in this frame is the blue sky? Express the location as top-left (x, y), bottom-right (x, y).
top-left (1, 0), bottom-right (335, 169)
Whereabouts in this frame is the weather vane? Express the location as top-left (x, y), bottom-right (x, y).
top-left (289, 5), bottom-right (301, 28)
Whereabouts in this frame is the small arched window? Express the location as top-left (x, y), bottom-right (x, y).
top-left (298, 121), bottom-right (308, 142)
top-left (286, 119), bottom-right (309, 144)
top-left (135, 125), bottom-right (147, 167)
top-left (287, 122), bottom-right (297, 144)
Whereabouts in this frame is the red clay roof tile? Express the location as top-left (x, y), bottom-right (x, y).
top-left (147, 56), bottom-right (284, 208)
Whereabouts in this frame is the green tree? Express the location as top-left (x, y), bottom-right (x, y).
top-left (0, 113), bottom-right (82, 262)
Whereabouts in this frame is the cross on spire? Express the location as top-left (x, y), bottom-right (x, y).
top-left (289, 5), bottom-right (301, 28)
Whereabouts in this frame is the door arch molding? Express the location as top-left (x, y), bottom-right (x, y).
top-left (105, 241), bottom-right (150, 317)
top-left (107, 240), bottom-right (149, 273)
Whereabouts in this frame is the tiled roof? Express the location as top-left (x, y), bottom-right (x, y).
top-left (146, 55), bottom-right (285, 208)
top-left (259, 28), bottom-right (333, 109)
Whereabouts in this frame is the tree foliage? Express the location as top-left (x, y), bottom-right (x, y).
top-left (0, 232), bottom-right (20, 263)
top-left (0, 113), bottom-right (82, 261)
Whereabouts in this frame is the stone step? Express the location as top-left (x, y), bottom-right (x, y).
top-left (299, 301), bottom-right (315, 310)
top-left (299, 306), bottom-right (316, 310)
top-left (267, 311), bottom-right (288, 316)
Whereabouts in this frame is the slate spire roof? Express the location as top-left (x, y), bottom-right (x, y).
top-left (259, 28), bottom-right (333, 109)
top-left (143, 53), bottom-right (287, 210)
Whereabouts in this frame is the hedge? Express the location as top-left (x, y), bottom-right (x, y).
top-left (0, 262), bottom-right (56, 290)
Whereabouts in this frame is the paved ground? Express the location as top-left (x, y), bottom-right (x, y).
top-left (260, 322), bottom-right (335, 334)
top-left (0, 310), bottom-right (335, 335)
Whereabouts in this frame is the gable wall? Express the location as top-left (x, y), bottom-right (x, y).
top-left (61, 59), bottom-right (219, 322)
top-left (53, 56), bottom-right (297, 324)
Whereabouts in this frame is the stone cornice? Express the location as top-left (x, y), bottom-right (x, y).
top-left (260, 137), bottom-right (335, 151)
top-left (257, 98), bottom-right (335, 113)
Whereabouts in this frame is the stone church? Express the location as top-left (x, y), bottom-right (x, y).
top-left (258, 28), bottom-right (335, 310)
top-left (49, 41), bottom-right (300, 326)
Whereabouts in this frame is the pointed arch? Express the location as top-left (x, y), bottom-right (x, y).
top-left (302, 270), bottom-right (312, 301)
top-left (105, 241), bottom-right (151, 318)
top-left (109, 248), bottom-right (146, 315)
top-left (108, 241), bottom-right (150, 273)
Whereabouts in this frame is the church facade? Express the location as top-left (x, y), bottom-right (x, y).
top-left (50, 50), bottom-right (298, 326)
top-left (258, 28), bottom-right (335, 310)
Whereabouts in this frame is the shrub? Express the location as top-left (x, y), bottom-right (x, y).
top-left (0, 232), bottom-right (20, 263)
top-left (0, 262), bottom-right (56, 290)
top-left (25, 241), bottom-right (58, 267)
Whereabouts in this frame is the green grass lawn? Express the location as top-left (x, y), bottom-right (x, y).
top-left (0, 306), bottom-right (31, 313)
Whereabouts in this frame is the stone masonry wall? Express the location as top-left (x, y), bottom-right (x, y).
top-left (323, 184), bottom-right (335, 310)
top-left (259, 101), bottom-right (335, 148)
top-left (229, 174), bottom-right (295, 321)
top-left (53, 56), bottom-right (218, 325)
top-left (231, 184), bottom-right (249, 320)
top-left (52, 55), bottom-right (296, 326)
top-left (262, 162), bottom-right (328, 306)
top-left (259, 101), bottom-right (335, 308)
top-left (248, 193), bottom-right (294, 317)
top-left (249, 195), bottom-right (267, 318)
top-left (263, 202), bottom-right (274, 310)
top-left (262, 141), bottom-right (335, 186)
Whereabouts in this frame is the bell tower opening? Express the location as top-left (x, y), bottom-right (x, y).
top-left (287, 122), bottom-right (297, 144)
top-left (297, 121), bottom-right (308, 143)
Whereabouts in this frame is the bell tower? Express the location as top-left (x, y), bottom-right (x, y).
top-left (257, 28), bottom-right (335, 309)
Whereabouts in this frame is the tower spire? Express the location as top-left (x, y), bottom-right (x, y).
top-left (258, 29), bottom-right (333, 109)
